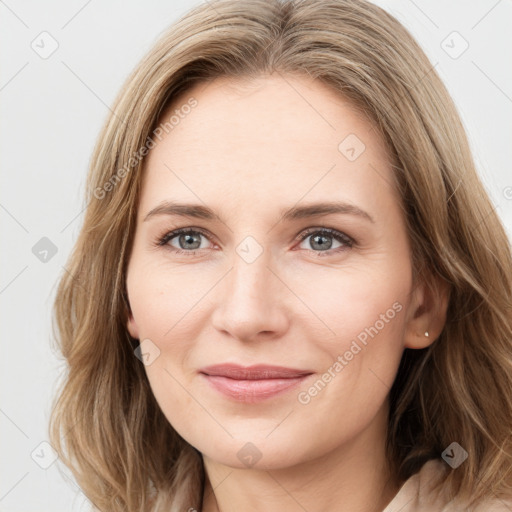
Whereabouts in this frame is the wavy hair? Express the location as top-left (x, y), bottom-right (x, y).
top-left (49, 0), bottom-right (512, 510)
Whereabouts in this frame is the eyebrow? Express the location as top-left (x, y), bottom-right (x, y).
top-left (143, 200), bottom-right (375, 224)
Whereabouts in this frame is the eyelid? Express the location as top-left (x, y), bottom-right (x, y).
top-left (295, 226), bottom-right (354, 245)
top-left (156, 226), bottom-right (216, 248)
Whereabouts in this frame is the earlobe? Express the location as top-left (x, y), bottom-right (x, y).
top-left (127, 313), bottom-right (139, 340)
top-left (404, 275), bottom-right (450, 349)
top-left (406, 329), bottom-right (435, 350)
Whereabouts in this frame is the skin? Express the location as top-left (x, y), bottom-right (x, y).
top-left (125, 74), bottom-right (448, 512)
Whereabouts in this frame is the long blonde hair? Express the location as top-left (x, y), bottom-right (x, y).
top-left (49, 0), bottom-right (512, 510)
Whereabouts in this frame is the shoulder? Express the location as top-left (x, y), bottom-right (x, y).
top-left (383, 458), bottom-right (512, 512)
top-left (470, 497), bottom-right (512, 511)
top-left (383, 458), bottom-right (448, 511)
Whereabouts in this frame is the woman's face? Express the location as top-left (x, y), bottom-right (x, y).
top-left (125, 74), bottom-right (428, 469)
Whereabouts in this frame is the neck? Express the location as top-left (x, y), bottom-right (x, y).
top-left (201, 401), bottom-right (401, 512)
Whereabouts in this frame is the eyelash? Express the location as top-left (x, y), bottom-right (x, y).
top-left (154, 226), bottom-right (355, 258)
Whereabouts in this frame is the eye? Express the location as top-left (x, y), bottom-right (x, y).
top-left (155, 228), bottom-right (214, 255)
top-left (296, 227), bottom-right (354, 256)
top-left (154, 226), bottom-right (355, 258)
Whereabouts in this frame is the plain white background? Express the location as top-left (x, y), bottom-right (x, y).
top-left (1, 0), bottom-right (511, 510)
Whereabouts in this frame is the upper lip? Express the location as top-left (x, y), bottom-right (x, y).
top-left (199, 363), bottom-right (313, 380)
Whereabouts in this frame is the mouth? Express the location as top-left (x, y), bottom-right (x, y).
top-left (199, 363), bottom-right (314, 403)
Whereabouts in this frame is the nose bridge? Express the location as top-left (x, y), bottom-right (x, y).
top-left (226, 226), bottom-right (275, 297)
top-left (211, 236), bottom-right (289, 340)
top-left (228, 240), bottom-right (276, 311)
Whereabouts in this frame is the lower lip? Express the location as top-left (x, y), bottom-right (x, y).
top-left (201, 374), bottom-right (311, 403)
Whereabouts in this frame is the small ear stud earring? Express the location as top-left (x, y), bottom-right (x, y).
top-left (424, 331), bottom-right (429, 337)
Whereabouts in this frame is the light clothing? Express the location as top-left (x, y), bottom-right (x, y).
top-left (383, 458), bottom-right (512, 511)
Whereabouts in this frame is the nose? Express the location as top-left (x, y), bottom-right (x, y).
top-left (210, 248), bottom-right (290, 343)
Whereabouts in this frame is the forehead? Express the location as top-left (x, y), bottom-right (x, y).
top-left (139, 74), bottom-right (397, 218)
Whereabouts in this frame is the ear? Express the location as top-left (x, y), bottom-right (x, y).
top-left (404, 273), bottom-right (450, 349)
top-left (127, 312), bottom-right (140, 340)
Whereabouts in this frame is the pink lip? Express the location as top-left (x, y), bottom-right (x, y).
top-left (199, 364), bottom-right (314, 403)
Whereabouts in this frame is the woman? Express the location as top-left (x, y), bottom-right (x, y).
top-left (49, 0), bottom-right (512, 510)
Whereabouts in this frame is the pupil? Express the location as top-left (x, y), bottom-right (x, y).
top-left (181, 233), bottom-right (200, 250)
top-left (312, 234), bottom-right (332, 250)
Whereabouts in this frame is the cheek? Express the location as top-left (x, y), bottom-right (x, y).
top-left (293, 279), bottom-right (406, 444)
top-left (291, 261), bottom-right (409, 400)
top-left (127, 266), bottom-right (207, 437)
top-left (126, 257), bottom-right (213, 339)
top-left (124, 255), bottom-right (411, 466)
top-left (287, 259), bottom-right (408, 341)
